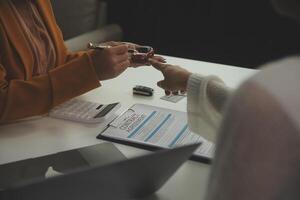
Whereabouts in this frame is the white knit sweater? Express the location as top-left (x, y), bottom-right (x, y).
top-left (187, 74), bottom-right (231, 142)
top-left (188, 56), bottom-right (300, 200)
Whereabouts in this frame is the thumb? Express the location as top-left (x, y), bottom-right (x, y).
top-left (157, 80), bottom-right (168, 90)
top-left (149, 58), bottom-right (168, 72)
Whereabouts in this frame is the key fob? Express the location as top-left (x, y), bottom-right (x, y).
top-left (133, 85), bottom-right (154, 96)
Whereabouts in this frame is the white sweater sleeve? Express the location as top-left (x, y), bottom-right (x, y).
top-left (187, 74), bottom-right (231, 141)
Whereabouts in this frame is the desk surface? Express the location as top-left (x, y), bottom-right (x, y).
top-left (0, 55), bottom-right (257, 200)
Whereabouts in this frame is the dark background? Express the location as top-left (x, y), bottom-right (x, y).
top-left (107, 0), bottom-right (300, 68)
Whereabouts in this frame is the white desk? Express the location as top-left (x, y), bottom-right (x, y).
top-left (0, 55), bottom-right (257, 200)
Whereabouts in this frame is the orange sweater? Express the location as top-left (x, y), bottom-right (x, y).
top-left (0, 0), bottom-right (101, 123)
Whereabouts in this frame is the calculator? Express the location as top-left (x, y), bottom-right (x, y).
top-left (49, 99), bottom-right (121, 123)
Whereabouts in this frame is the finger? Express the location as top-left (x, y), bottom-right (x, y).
top-left (110, 45), bottom-right (128, 55)
top-left (120, 60), bottom-right (131, 68)
top-left (149, 58), bottom-right (168, 72)
top-left (152, 56), bottom-right (166, 63)
top-left (116, 60), bottom-right (130, 73)
top-left (115, 52), bottom-right (130, 63)
top-left (165, 90), bottom-right (171, 96)
top-left (179, 90), bottom-right (187, 95)
top-left (130, 59), bottom-right (151, 67)
top-left (130, 63), bottom-right (148, 68)
top-left (103, 41), bottom-right (122, 47)
top-left (122, 42), bottom-right (139, 49)
top-left (157, 80), bottom-right (166, 89)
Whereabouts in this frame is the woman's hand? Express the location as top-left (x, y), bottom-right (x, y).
top-left (90, 44), bottom-right (130, 81)
top-left (130, 55), bottom-right (166, 68)
top-left (123, 42), bottom-right (166, 67)
top-left (149, 59), bottom-right (192, 95)
top-left (101, 41), bottom-right (166, 67)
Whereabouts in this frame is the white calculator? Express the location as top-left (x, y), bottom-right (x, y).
top-left (49, 99), bottom-right (121, 123)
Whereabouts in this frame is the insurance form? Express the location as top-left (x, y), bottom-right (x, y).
top-left (98, 104), bottom-right (215, 160)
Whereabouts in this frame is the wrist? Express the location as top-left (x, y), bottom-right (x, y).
top-left (88, 50), bottom-right (102, 80)
top-left (182, 71), bottom-right (192, 90)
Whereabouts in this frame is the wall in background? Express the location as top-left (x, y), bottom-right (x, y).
top-left (107, 0), bottom-right (300, 68)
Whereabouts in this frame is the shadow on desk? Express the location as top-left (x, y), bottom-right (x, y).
top-left (140, 194), bottom-right (160, 200)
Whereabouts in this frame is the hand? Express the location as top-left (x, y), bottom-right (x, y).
top-left (130, 55), bottom-right (166, 68)
top-left (90, 44), bottom-right (130, 81)
top-left (149, 59), bottom-right (192, 95)
top-left (97, 41), bottom-right (166, 67)
top-left (99, 41), bottom-right (126, 47)
top-left (100, 41), bottom-right (140, 51)
top-left (117, 42), bottom-right (167, 67)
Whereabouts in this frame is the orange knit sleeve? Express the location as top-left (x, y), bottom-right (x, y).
top-left (0, 0), bottom-right (101, 123)
top-left (0, 53), bottom-right (100, 123)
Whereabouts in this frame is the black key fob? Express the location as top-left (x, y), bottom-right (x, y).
top-left (133, 85), bottom-right (154, 96)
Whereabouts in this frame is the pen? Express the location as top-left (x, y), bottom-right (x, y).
top-left (87, 42), bottom-right (112, 50)
top-left (87, 42), bottom-right (138, 54)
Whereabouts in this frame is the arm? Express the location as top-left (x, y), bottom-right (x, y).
top-left (149, 59), bottom-right (231, 141)
top-left (187, 74), bottom-right (231, 141)
top-left (206, 80), bottom-right (300, 200)
top-left (0, 42), bottom-right (132, 123)
top-left (0, 53), bottom-right (100, 123)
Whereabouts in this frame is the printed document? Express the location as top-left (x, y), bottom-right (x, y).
top-left (99, 104), bottom-right (215, 159)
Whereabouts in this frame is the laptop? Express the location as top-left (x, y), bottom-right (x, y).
top-left (0, 143), bottom-right (199, 200)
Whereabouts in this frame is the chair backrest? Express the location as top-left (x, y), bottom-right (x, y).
top-left (51, 0), bottom-right (103, 40)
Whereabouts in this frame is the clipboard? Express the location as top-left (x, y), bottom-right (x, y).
top-left (97, 104), bottom-right (215, 164)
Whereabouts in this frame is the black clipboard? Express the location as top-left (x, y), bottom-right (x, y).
top-left (96, 104), bottom-right (212, 164)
